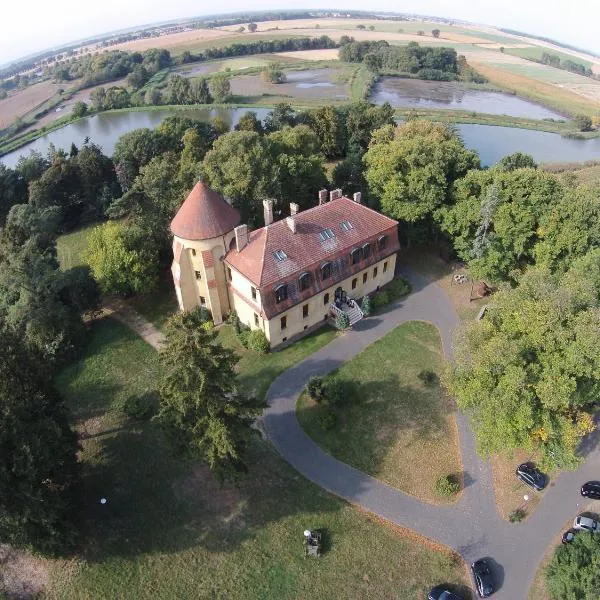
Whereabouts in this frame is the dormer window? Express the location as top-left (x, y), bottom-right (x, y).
top-left (362, 243), bottom-right (371, 260)
top-left (273, 249), bottom-right (288, 262)
top-left (299, 272), bottom-right (311, 292)
top-left (340, 220), bottom-right (353, 232)
top-left (351, 248), bottom-right (361, 265)
top-left (274, 284), bottom-right (288, 304)
top-left (318, 228), bottom-right (335, 242)
top-left (321, 262), bottom-right (331, 280)
top-left (378, 235), bottom-right (387, 251)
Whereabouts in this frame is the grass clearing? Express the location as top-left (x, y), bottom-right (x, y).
top-left (128, 275), bottom-right (179, 332)
top-left (297, 321), bottom-right (462, 503)
top-left (44, 315), bottom-right (469, 599)
top-left (56, 222), bottom-right (98, 270)
top-left (490, 450), bottom-right (543, 521)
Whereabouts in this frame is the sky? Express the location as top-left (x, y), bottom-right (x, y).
top-left (1, 0), bottom-right (598, 66)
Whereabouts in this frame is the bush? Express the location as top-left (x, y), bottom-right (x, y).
top-left (335, 311), bottom-right (350, 330)
top-left (509, 508), bottom-right (526, 523)
top-left (360, 294), bottom-right (372, 316)
top-left (418, 370), bottom-right (439, 387)
top-left (574, 114), bottom-right (593, 132)
top-left (237, 328), bottom-right (251, 349)
top-left (372, 290), bottom-right (391, 311)
top-left (435, 475), bottom-right (460, 497)
top-left (247, 329), bottom-right (270, 353)
top-left (307, 376), bottom-right (327, 403)
top-left (325, 377), bottom-right (348, 407)
top-left (319, 408), bottom-right (338, 430)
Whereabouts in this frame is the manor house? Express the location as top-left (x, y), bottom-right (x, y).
top-left (170, 181), bottom-right (399, 347)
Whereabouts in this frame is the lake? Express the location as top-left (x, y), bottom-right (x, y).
top-left (372, 78), bottom-right (565, 120)
top-left (2, 106), bottom-right (600, 169)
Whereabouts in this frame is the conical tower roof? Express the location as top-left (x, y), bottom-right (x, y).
top-left (170, 181), bottom-right (240, 240)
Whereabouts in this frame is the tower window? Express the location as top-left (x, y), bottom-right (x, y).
top-left (383, 261), bottom-right (388, 273)
top-left (352, 278), bottom-right (357, 290)
top-left (363, 272), bottom-right (367, 284)
top-left (281, 315), bottom-right (287, 330)
top-left (303, 304), bottom-right (309, 318)
top-left (254, 313), bottom-right (259, 327)
top-left (323, 292), bottom-right (330, 305)
top-left (373, 267), bottom-right (378, 278)
top-left (251, 286), bottom-right (257, 301)
top-left (195, 270), bottom-right (202, 280)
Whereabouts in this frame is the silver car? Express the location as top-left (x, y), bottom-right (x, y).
top-left (573, 515), bottom-right (600, 533)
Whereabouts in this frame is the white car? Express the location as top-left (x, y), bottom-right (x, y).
top-left (573, 515), bottom-right (600, 533)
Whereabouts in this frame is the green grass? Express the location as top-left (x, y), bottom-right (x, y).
top-left (503, 46), bottom-right (593, 69)
top-left (297, 321), bottom-right (461, 503)
top-left (56, 223), bottom-right (98, 270)
top-left (128, 276), bottom-right (179, 331)
top-left (218, 324), bottom-right (338, 400)
top-left (47, 316), bottom-right (468, 599)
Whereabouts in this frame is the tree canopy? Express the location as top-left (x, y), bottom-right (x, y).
top-left (0, 328), bottom-right (80, 555)
top-left (546, 533), bottom-right (600, 599)
top-left (446, 250), bottom-right (600, 468)
top-left (158, 308), bottom-right (265, 482)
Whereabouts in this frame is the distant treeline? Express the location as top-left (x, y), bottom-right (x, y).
top-left (537, 52), bottom-right (593, 78)
top-left (339, 38), bottom-right (486, 83)
top-left (48, 36), bottom-right (337, 92)
top-left (499, 28), bottom-right (599, 59)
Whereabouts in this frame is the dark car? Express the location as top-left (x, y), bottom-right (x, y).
top-left (516, 463), bottom-right (547, 491)
top-left (428, 587), bottom-right (462, 600)
top-left (471, 559), bottom-right (495, 597)
top-left (581, 481), bottom-right (600, 500)
top-left (562, 529), bottom-right (577, 544)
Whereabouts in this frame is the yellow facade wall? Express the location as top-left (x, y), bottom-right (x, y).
top-left (228, 253), bottom-right (397, 348)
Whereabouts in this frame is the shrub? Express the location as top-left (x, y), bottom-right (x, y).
top-left (307, 376), bottom-right (327, 402)
top-left (226, 311), bottom-right (242, 334)
top-left (509, 508), bottom-right (526, 523)
top-left (574, 114), bottom-right (593, 132)
top-left (319, 408), bottom-right (338, 430)
top-left (372, 290), bottom-right (391, 311)
top-left (325, 377), bottom-right (348, 406)
top-left (237, 328), bottom-right (250, 349)
top-left (247, 329), bottom-right (270, 353)
top-left (435, 475), bottom-right (460, 497)
top-left (418, 370), bottom-right (439, 387)
top-left (360, 294), bottom-right (372, 317)
top-left (335, 312), bottom-right (350, 330)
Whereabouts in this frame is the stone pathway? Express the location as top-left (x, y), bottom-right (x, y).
top-left (263, 267), bottom-right (600, 599)
top-left (102, 299), bottom-right (166, 350)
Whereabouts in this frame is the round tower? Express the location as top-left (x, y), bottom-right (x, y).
top-left (170, 181), bottom-right (240, 324)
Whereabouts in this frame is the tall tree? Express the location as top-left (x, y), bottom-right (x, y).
top-left (0, 328), bottom-right (80, 555)
top-left (364, 120), bottom-right (479, 240)
top-left (546, 533), bottom-right (600, 599)
top-left (0, 163), bottom-right (27, 225)
top-left (446, 250), bottom-right (600, 468)
top-left (209, 74), bottom-right (231, 103)
top-left (158, 308), bottom-right (265, 482)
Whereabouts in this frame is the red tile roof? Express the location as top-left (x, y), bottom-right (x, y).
top-left (170, 181), bottom-right (240, 241)
top-left (226, 196), bottom-right (399, 288)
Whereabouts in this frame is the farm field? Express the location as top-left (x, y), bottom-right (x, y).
top-left (0, 80), bottom-right (64, 128)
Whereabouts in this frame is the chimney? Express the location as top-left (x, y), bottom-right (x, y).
top-left (290, 202), bottom-right (299, 216)
top-left (318, 189), bottom-right (328, 205)
top-left (263, 198), bottom-right (274, 226)
top-left (330, 188), bottom-right (342, 202)
top-left (353, 191), bottom-right (362, 204)
top-left (286, 216), bottom-right (296, 233)
top-left (234, 224), bottom-right (249, 252)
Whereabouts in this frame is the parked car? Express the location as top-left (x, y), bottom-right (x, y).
top-left (573, 515), bottom-right (600, 533)
top-left (471, 558), bottom-right (495, 597)
top-left (428, 587), bottom-right (462, 600)
top-left (516, 463), bottom-right (547, 491)
top-left (581, 481), bottom-right (600, 500)
top-left (562, 529), bottom-right (577, 544)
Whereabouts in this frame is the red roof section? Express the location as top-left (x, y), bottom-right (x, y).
top-left (170, 181), bottom-right (240, 241)
top-left (226, 196), bottom-right (398, 287)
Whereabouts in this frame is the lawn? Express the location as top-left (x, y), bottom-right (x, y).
top-left (297, 321), bottom-right (462, 503)
top-left (56, 222), bottom-right (99, 270)
top-left (44, 316), bottom-right (469, 599)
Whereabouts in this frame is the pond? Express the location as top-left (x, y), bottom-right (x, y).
top-left (2, 106), bottom-right (600, 169)
top-left (372, 78), bottom-right (564, 120)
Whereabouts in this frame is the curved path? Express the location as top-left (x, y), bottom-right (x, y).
top-left (264, 268), bottom-right (600, 599)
